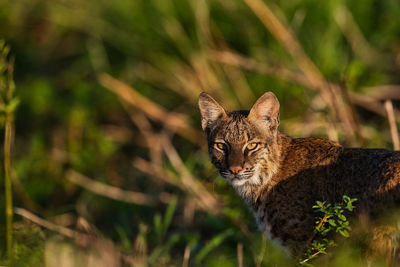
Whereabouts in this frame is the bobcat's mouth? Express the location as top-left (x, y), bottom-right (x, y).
top-left (219, 164), bottom-right (263, 187)
top-left (219, 169), bottom-right (255, 185)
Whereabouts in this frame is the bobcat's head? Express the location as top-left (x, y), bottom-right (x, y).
top-left (198, 92), bottom-right (282, 189)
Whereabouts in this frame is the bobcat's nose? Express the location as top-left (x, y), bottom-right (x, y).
top-left (229, 165), bottom-right (243, 174)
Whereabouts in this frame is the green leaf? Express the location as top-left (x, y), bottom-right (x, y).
top-left (328, 219), bottom-right (337, 227)
top-left (154, 213), bottom-right (162, 241)
top-left (149, 233), bottom-right (180, 263)
top-left (6, 97), bottom-right (19, 113)
top-left (194, 229), bottom-right (234, 264)
top-left (162, 196), bottom-right (178, 238)
top-left (338, 229), bottom-right (349, 237)
top-left (115, 225), bottom-right (132, 252)
top-left (322, 229), bottom-right (331, 235)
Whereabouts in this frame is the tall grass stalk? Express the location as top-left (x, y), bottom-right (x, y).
top-left (0, 40), bottom-right (17, 266)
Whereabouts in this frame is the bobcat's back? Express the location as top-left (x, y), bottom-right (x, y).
top-left (254, 137), bottom-right (400, 251)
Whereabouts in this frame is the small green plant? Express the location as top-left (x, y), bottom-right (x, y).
top-left (138, 195), bottom-right (181, 265)
top-left (299, 195), bottom-right (357, 266)
top-left (153, 195), bottom-right (178, 243)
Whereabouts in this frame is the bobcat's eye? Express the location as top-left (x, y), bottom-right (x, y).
top-left (246, 143), bottom-right (258, 151)
top-left (214, 142), bottom-right (227, 151)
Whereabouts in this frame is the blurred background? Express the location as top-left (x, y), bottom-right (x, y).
top-left (0, 0), bottom-right (399, 266)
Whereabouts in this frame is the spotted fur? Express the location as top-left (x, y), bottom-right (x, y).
top-left (198, 91), bottom-right (400, 253)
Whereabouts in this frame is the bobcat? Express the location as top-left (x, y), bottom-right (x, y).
top-left (198, 91), bottom-right (400, 253)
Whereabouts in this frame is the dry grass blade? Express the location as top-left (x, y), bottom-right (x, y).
top-left (243, 0), bottom-right (327, 87)
top-left (334, 5), bottom-right (380, 65)
top-left (161, 134), bottom-right (221, 214)
top-left (191, 0), bottom-right (213, 48)
top-left (384, 100), bottom-right (400, 150)
top-left (210, 50), bottom-right (312, 88)
top-left (182, 245), bottom-right (191, 267)
top-left (133, 157), bottom-right (218, 218)
top-left (14, 207), bottom-right (83, 240)
top-left (363, 85), bottom-right (400, 100)
top-left (98, 73), bottom-right (202, 144)
top-left (131, 62), bottom-right (187, 96)
top-left (15, 208), bottom-right (137, 267)
top-left (124, 106), bottom-right (163, 167)
top-left (255, 234), bottom-right (267, 267)
top-left (212, 49), bottom-right (397, 129)
top-left (133, 157), bottom-right (178, 186)
top-left (350, 92), bottom-right (400, 123)
top-left (222, 64), bottom-right (256, 107)
top-left (243, 0), bottom-right (358, 144)
top-left (66, 169), bottom-right (171, 205)
top-left (237, 243), bottom-right (243, 267)
top-left (11, 170), bottom-right (41, 212)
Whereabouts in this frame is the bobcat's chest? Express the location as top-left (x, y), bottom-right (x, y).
top-left (248, 188), bottom-right (315, 253)
top-left (252, 204), bottom-right (287, 251)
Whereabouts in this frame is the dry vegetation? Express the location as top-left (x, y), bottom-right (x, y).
top-left (0, 0), bottom-right (400, 266)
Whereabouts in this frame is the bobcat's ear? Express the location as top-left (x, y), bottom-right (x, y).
top-left (198, 92), bottom-right (226, 130)
top-left (248, 92), bottom-right (280, 130)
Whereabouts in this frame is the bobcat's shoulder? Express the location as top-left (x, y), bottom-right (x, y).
top-left (277, 137), bottom-right (343, 179)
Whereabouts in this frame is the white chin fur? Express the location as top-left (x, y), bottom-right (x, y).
top-left (231, 166), bottom-right (262, 187)
top-left (231, 178), bottom-right (248, 186)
